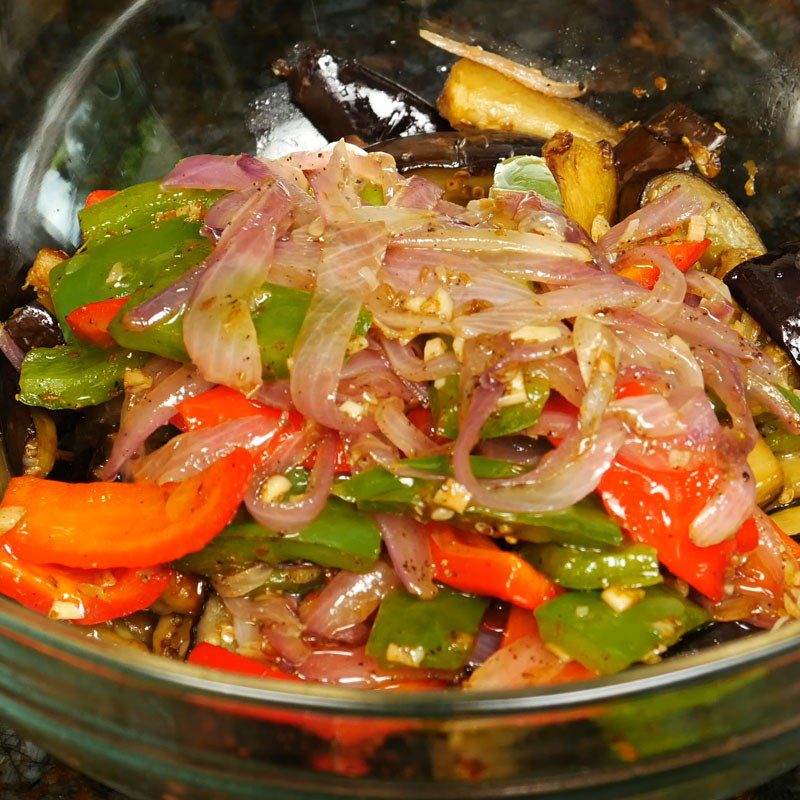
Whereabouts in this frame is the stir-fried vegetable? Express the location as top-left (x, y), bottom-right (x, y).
top-left (1, 33), bottom-right (799, 703)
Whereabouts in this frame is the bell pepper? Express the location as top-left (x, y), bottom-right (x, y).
top-left (401, 454), bottom-right (527, 479)
top-left (109, 281), bottom-right (372, 380)
top-left (428, 523), bottom-right (560, 610)
top-left (617, 239), bottom-right (711, 289)
top-left (522, 541), bottom-right (662, 590)
top-left (366, 587), bottom-right (488, 671)
top-left (172, 385), bottom-right (284, 431)
top-left (50, 218), bottom-right (212, 338)
top-left (84, 189), bottom-right (118, 208)
top-left (431, 373), bottom-right (550, 439)
top-left (171, 386), bottom-right (351, 474)
top-left (599, 458), bottom-right (758, 601)
top-left (178, 498), bottom-right (382, 575)
top-left (1, 450), bottom-right (253, 569)
top-left (66, 296), bottom-right (130, 348)
top-left (360, 182), bottom-right (385, 206)
top-left (759, 414), bottom-right (800, 456)
top-left (0, 546), bottom-right (171, 625)
top-left (188, 642), bottom-right (297, 681)
top-left (79, 180), bottom-right (225, 241)
top-left (333, 465), bottom-right (623, 547)
top-left (18, 343), bottom-right (148, 410)
top-left (535, 585), bottom-right (709, 674)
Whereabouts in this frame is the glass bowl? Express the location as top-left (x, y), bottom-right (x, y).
top-left (3, 1), bottom-right (800, 798)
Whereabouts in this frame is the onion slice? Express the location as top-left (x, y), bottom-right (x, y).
top-left (290, 222), bottom-right (388, 432)
top-left (375, 513), bottom-right (437, 599)
top-left (0, 324), bottom-right (24, 371)
top-left (184, 178), bottom-right (292, 393)
top-left (419, 29), bottom-right (586, 99)
top-left (162, 154), bottom-right (269, 190)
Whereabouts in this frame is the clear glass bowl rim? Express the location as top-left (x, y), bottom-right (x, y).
top-left (4, 595), bottom-right (800, 718)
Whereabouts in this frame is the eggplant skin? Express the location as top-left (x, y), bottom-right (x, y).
top-left (615, 103), bottom-right (726, 216)
top-left (277, 46), bottom-right (446, 143)
top-left (368, 131), bottom-right (542, 173)
top-left (724, 243), bottom-right (800, 369)
top-left (5, 302), bottom-right (63, 352)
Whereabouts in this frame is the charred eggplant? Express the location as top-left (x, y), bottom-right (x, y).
top-left (368, 130), bottom-right (542, 173)
top-left (4, 302), bottom-right (63, 351)
top-left (724, 242), bottom-right (800, 371)
top-left (275, 46), bottom-right (446, 143)
top-left (616, 104), bottom-right (726, 217)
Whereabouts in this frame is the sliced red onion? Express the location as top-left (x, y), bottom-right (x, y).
top-left (162, 154), bottom-right (269, 190)
top-left (599, 187), bottom-right (704, 254)
top-left (467, 601), bottom-right (509, 670)
top-left (502, 191), bottom-right (592, 246)
top-left (203, 185), bottom-right (258, 233)
top-left (609, 394), bottom-right (686, 437)
top-left (270, 239), bottom-right (321, 291)
top-left (746, 372), bottom-right (800, 435)
top-left (132, 414), bottom-right (283, 484)
top-left (455, 276), bottom-right (644, 338)
top-left (374, 397), bottom-right (439, 457)
top-left (465, 633), bottom-right (566, 690)
top-left (309, 140), bottom-right (361, 225)
top-left (225, 594), bottom-right (310, 665)
top-left (213, 564), bottom-right (282, 598)
top-left (250, 380), bottom-right (293, 411)
top-left (123, 261), bottom-right (208, 330)
top-left (573, 317), bottom-right (619, 435)
top-left (0, 324), bottom-right (24, 371)
top-left (379, 335), bottom-right (459, 382)
top-left (419, 29), bottom-right (586, 99)
top-left (375, 513), bottom-right (437, 600)
top-left (390, 175), bottom-right (444, 210)
top-left (435, 199), bottom-right (482, 225)
top-left (245, 427), bottom-right (337, 533)
top-left (605, 310), bottom-right (704, 389)
top-left (453, 383), bottom-right (626, 512)
top-left (394, 226), bottom-right (591, 261)
top-left (300, 560), bottom-right (400, 640)
top-left (346, 431), bottom-right (401, 473)
top-left (290, 222), bottom-right (388, 433)
top-left (485, 330), bottom-right (573, 378)
top-left (98, 364), bottom-right (211, 480)
top-left (693, 346), bottom-right (758, 451)
top-left (294, 646), bottom-right (431, 687)
top-left (620, 246), bottom-right (687, 323)
top-left (690, 460), bottom-right (756, 547)
top-left (366, 288), bottom-right (455, 339)
top-left (184, 179), bottom-right (292, 393)
top-left (540, 355), bottom-right (585, 407)
top-left (685, 269), bottom-right (735, 323)
top-left (338, 348), bottom-right (415, 405)
top-left (353, 205), bottom-right (441, 234)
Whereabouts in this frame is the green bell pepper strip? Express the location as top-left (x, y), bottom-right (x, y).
top-left (535, 586), bottom-right (709, 675)
top-left (758, 414), bottom-right (800, 456)
top-left (177, 498), bottom-right (382, 575)
top-left (332, 464), bottom-right (622, 547)
top-left (109, 281), bottom-right (372, 379)
top-left (431, 374), bottom-right (550, 439)
top-left (18, 344), bottom-right (148, 410)
top-left (366, 587), bottom-right (488, 671)
top-left (79, 180), bottom-right (225, 242)
top-left (359, 182), bottom-right (385, 206)
top-left (400, 455), bottom-right (528, 480)
top-left (51, 218), bottom-right (211, 338)
top-left (522, 542), bottom-right (662, 590)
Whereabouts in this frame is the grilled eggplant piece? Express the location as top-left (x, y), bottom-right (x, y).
top-left (665, 621), bottom-right (757, 659)
top-left (4, 302), bottom-right (63, 351)
top-left (368, 130), bottom-right (542, 173)
top-left (643, 171), bottom-right (765, 272)
top-left (724, 242), bottom-right (800, 370)
top-left (438, 59), bottom-right (621, 145)
top-left (275, 46), bottom-right (446, 143)
top-left (543, 131), bottom-right (617, 230)
top-left (616, 104), bottom-right (726, 217)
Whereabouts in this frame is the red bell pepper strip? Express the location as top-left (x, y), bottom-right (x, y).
top-left (172, 386), bottom-right (352, 474)
top-left (429, 523), bottom-right (561, 610)
top-left (65, 296), bottom-right (129, 348)
top-left (503, 605), bottom-right (540, 647)
top-left (84, 189), bottom-right (119, 208)
top-left (188, 642), bottom-right (297, 681)
top-left (1, 450), bottom-right (254, 569)
top-left (617, 239), bottom-right (711, 289)
top-left (598, 458), bottom-right (756, 601)
top-left (0, 544), bottom-right (171, 625)
top-left (543, 391), bottom-right (757, 601)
